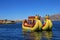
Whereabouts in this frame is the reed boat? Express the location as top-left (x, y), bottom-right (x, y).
top-left (22, 16), bottom-right (42, 32)
top-left (22, 15), bottom-right (53, 32)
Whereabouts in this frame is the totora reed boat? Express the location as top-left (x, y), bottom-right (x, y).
top-left (22, 15), bottom-right (53, 32)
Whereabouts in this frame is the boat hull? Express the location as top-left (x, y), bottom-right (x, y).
top-left (22, 20), bottom-right (42, 32)
top-left (22, 19), bottom-right (53, 32)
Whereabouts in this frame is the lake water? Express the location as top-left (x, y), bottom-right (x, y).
top-left (0, 21), bottom-right (60, 40)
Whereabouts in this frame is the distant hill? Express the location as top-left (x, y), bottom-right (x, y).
top-left (50, 14), bottom-right (60, 21)
top-left (41, 14), bottom-right (60, 21)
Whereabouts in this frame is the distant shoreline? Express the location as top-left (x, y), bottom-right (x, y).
top-left (0, 14), bottom-right (60, 24)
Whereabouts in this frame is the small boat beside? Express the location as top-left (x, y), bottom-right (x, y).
top-left (42, 16), bottom-right (53, 31)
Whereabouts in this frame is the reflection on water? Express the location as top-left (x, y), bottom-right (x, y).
top-left (42, 31), bottom-right (52, 40)
top-left (23, 31), bottom-right (52, 40)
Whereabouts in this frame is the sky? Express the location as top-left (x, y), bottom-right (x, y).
top-left (0, 0), bottom-right (60, 20)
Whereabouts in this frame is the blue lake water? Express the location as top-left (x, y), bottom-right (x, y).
top-left (0, 21), bottom-right (60, 40)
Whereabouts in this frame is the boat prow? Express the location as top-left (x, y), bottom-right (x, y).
top-left (42, 19), bottom-right (53, 31)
